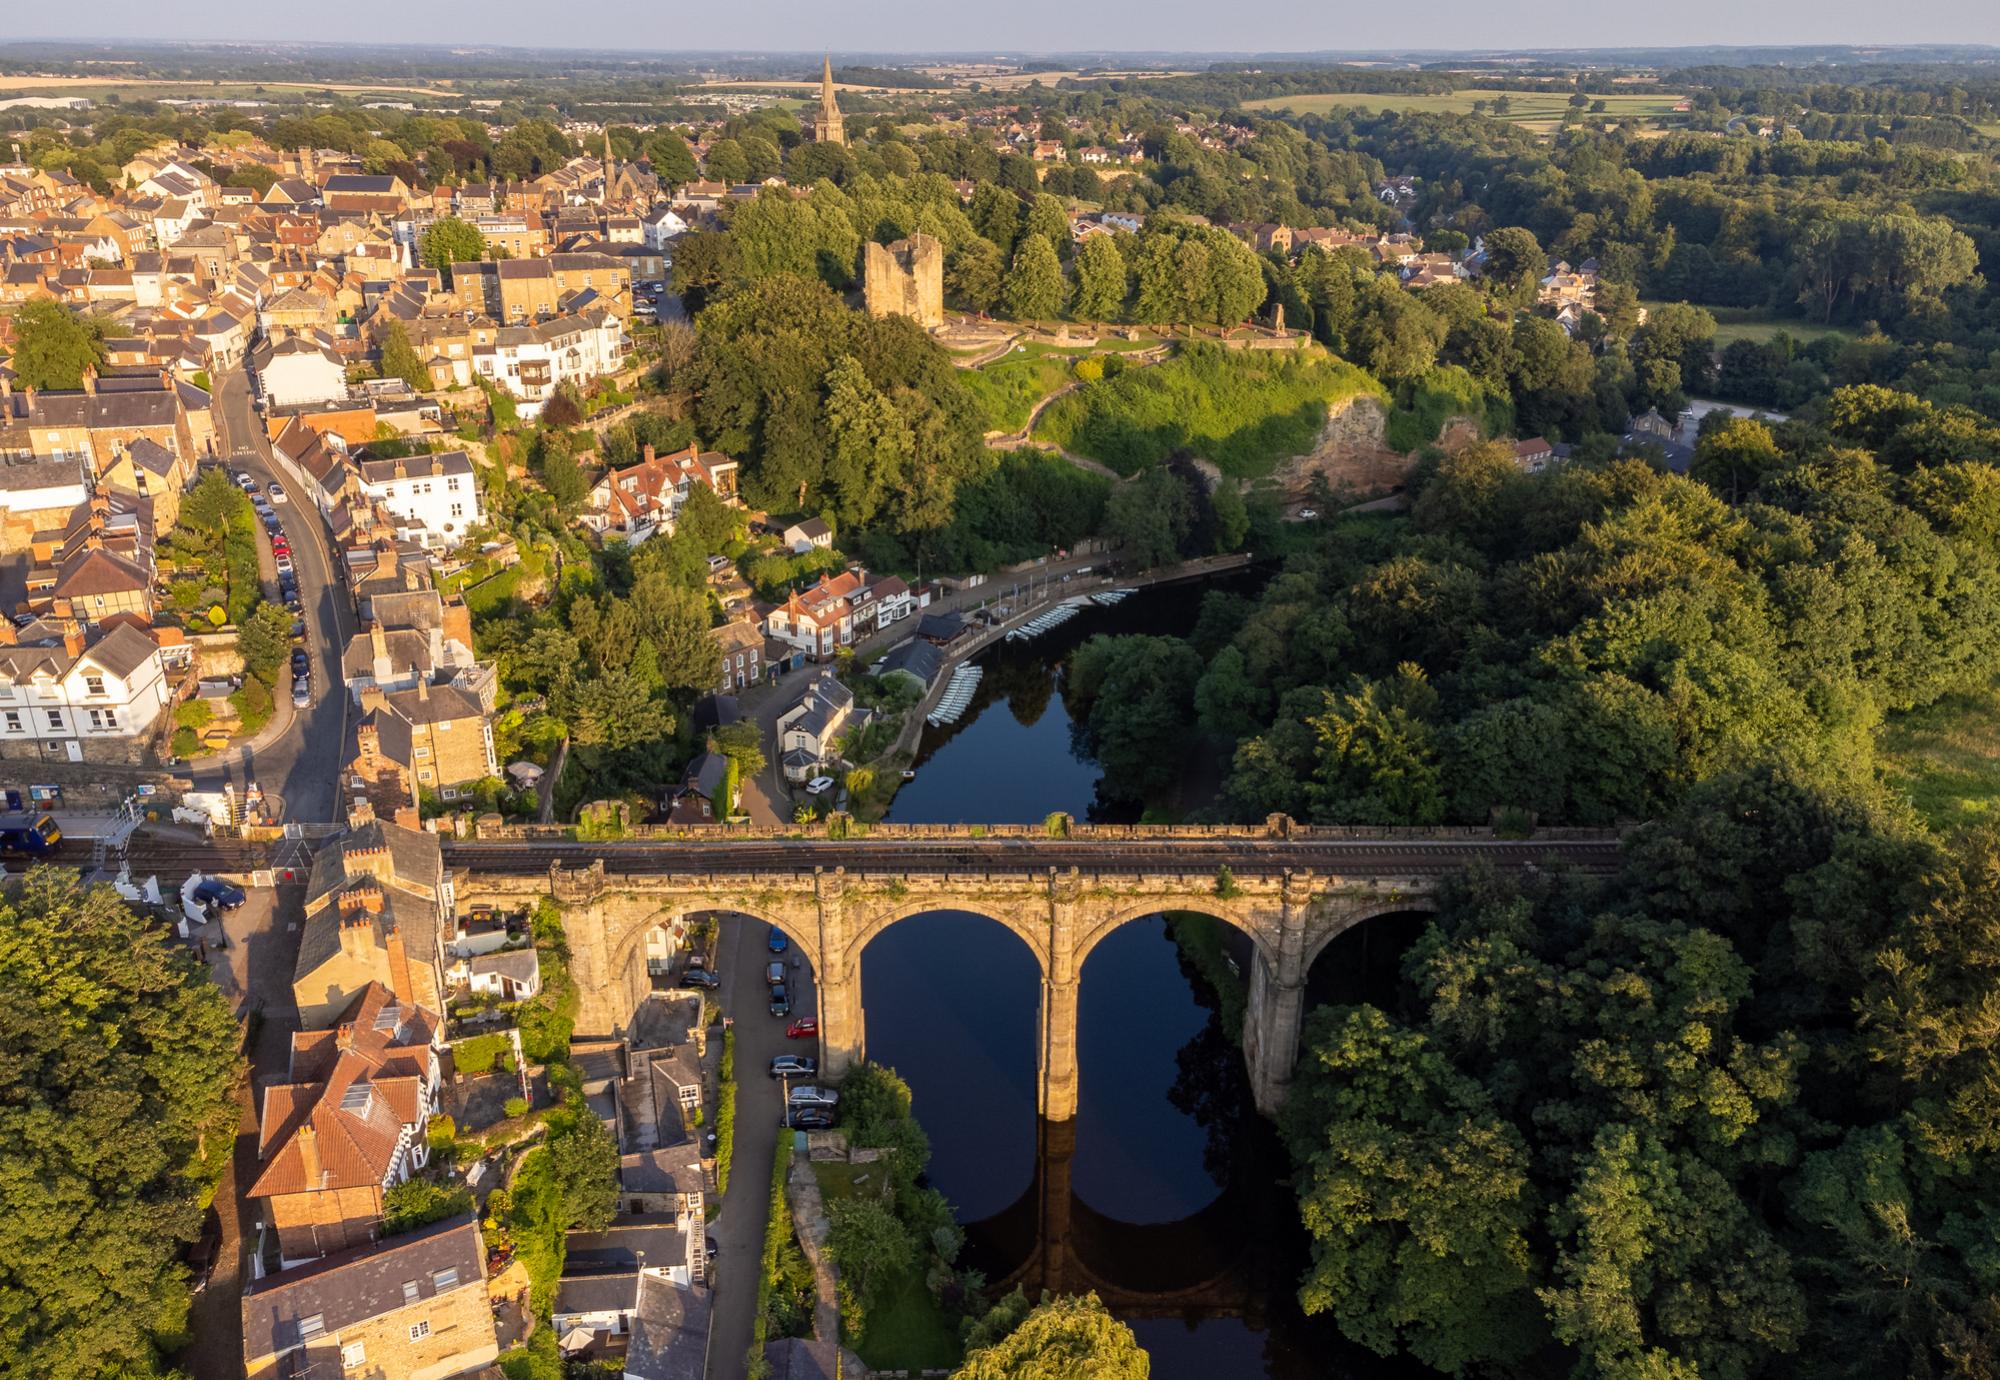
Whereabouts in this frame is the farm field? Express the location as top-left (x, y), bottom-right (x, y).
top-left (0, 74), bottom-right (455, 97)
top-left (1242, 88), bottom-right (1686, 132)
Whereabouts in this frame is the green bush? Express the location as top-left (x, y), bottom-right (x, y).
top-left (382, 1177), bottom-right (473, 1235)
top-left (230, 677), bottom-right (273, 736)
top-left (1034, 341), bottom-right (1387, 478)
top-left (715, 1029), bottom-right (738, 1195)
top-left (505, 1095), bottom-right (529, 1119)
top-left (1384, 365), bottom-right (1514, 454)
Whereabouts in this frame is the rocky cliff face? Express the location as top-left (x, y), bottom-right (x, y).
top-left (1269, 394), bottom-right (1412, 500)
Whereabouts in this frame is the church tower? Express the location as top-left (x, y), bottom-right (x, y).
top-left (808, 55), bottom-right (846, 146)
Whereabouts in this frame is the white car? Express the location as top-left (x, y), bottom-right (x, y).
top-left (267, 482), bottom-right (288, 503)
top-left (1297, 508), bottom-right (1320, 519)
top-left (805, 776), bottom-right (835, 795)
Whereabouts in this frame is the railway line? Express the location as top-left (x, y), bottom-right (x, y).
top-left (437, 836), bottom-right (1623, 879)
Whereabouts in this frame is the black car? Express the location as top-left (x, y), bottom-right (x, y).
top-left (769, 982), bottom-right (791, 1017)
top-left (191, 877), bottom-right (247, 910)
top-left (678, 968), bottom-right (721, 990)
top-left (784, 1108), bottom-right (835, 1130)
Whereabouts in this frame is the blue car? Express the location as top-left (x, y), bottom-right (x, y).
top-left (767, 926), bottom-right (789, 954)
top-left (192, 877), bottom-right (247, 911)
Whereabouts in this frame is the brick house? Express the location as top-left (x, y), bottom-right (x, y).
top-left (357, 678), bottom-right (497, 805)
top-left (248, 982), bottom-right (442, 1266)
top-left (713, 620), bottom-right (762, 692)
top-left (239, 1215), bottom-right (498, 1379)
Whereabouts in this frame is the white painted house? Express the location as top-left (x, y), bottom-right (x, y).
top-left (250, 332), bottom-right (349, 409)
top-left (470, 309), bottom-right (623, 421)
top-left (0, 622), bottom-right (170, 763)
top-left (355, 451), bottom-right (483, 550)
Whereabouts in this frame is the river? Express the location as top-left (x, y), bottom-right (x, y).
top-left (860, 577), bottom-right (1421, 1379)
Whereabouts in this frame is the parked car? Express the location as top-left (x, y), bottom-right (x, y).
top-left (784, 1108), bottom-right (835, 1131)
top-left (633, 299), bottom-right (658, 318)
top-left (786, 1085), bottom-right (839, 1108)
top-left (767, 926), bottom-right (789, 954)
top-left (233, 472), bottom-right (256, 491)
top-left (1298, 507), bottom-right (1320, 520)
top-left (786, 1017), bottom-right (818, 1040)
top-left (292, 677), bottom-right (311, 708)
top-left (769, 1055), bottom-right (818, 1079)
top-left (186, 1205), bottom-right (223, 1293)
top-left (267, 482), bottom-right (288, 503)
top-left (290, 619), bottom-right (307, 640)
top-left (805, 775), bottom-right (835, 795)
top-left (766, 960), bottom-right (787, 986)
top-left (274, 556), bottom-right (294, 575)
top-left (271, 537), bottom-right (291, 555)
top-left (191, 877), bottom-right (246, 910)
top-left (290, 649), bottom-right (309, 676)
top-left (679, 967), bottom-right (721, 990)
top-left (768, 983), bottom-right (791, 1017)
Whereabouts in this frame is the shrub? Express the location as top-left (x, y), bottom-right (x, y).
top-left (504, 1095), bottom-right (530, 1119)
top-left (230, 677), bottom-right (273, 736)
top-left (1073, 355), bottom-right (1105, 382)
top-left (382, 1177), bottom-right (474, 1235)
top-left (715, 1029), bottom-right (738, 1195)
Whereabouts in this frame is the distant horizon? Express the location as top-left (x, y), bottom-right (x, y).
top-left (4, 1), bottom-right (1999, 58)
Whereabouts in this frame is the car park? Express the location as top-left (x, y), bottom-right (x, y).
top-left (768, 983), bottom-right (791, 1016)
top-left (768, 926), bottom-right (789, 953)
top-left (191, 877), bottom-right (246, 910)
top-left (786, 1017), bottom-right (818, 1040)
top-left (679, 967), bottom-right (721, 990)
top-left (769, 1055), bottom-right (818, 1079)
top-left (805, 775), bottom-right (835, 795)
top-left (786, 1085), bottom-right (839, 1108)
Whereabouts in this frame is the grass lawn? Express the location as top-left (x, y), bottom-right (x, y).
top-left (1642, 301), bottom-right (1859, 350)
top-left (439, 548), bottom-right (550, 616)
top-left (1242, 88), bottom-right (1686, 133)
top-left (810, 1161), bottom-right (961, 1372)
top-left (1880, 678), bottom-right (2000, 834)
top-left (852, 1269), bottom-right (962, 1373)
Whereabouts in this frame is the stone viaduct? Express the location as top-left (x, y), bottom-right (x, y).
top-left (448, 827), bottom-right (1620, 1118)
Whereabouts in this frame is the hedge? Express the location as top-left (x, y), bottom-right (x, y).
top-left (714, 1029), bottom-right (737, 1196)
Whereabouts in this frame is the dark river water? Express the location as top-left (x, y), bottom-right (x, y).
top-left (860, 577), bottom-right (1422, 1380)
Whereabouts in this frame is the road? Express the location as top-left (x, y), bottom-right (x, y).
top-left (707, 915), bottom-right (816, 1380)
top-left (202, 366), bottom-right (353, 823)
top-left (441, 835), bottom-right (1624, 878)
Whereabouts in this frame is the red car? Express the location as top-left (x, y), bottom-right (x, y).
top-left (786, 1018), bottom-right (817, 1040)
top-left (271, 538), bottom-right (291, 554)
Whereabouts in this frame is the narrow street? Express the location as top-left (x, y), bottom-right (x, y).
top-left (705, 916), bottom-right (818, 1380)
top-left (194, 367), bottom-right (353, 823)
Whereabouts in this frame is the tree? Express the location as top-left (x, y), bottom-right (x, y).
top-left (419, 216), bottom-right (485, 282)
top-left (0, 871), bottom-right (241, 1379)
top-left (947, 237), bottom-right (1006, 314)
top-left (827, 1196), bottom-right (915, 1320)
top-left (379, 320), bottom-right (431, 392)
top-left (628, 572), bottom-right (718, 693)
top-left (645, 131), bottom-right (699, 189)
top-left (548, 1106), bottom-right (619, 1232)
top-left (1104, 465), bottom-right (1192, 568)
top-left (1003, 236), bottom-right (1066, 322)
top-left (1691, 416), bottom-right (1784, 502)
top-left (1023, 192), bottom-right (1070, 255)
top-left (1286, 1006), bottom-right (1542, 1373)
top-left (713, 720), bottom-right (767, 777)
top-left (954, 1293), bottom-right (1149, 1380)
top-left (824, 354), bottom-right (913, 528)
top-left (1066, 634), bottom-right (1203, 804)
top-left (1480, 226), bottom-right (1546, 306)
top-left (1071, 233), bottom-right (1128, 322)
top-left (7, 299), bottom-right (105, 390)
top-left (236, 601), bottom-right (296, 684)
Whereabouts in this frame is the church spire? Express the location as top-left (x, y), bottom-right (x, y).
top-left (821, 54), bottom-right (837, 116)
top-left (810, 55), bottom-right (846, 147)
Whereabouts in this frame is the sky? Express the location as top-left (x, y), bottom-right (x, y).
top-left (11, 1), bottom-right (2000, 54)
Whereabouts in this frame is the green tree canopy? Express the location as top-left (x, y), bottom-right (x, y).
top-left (953, 1292), bottom-right (1149, 1380)
top-left (7, 300), bottom-right (106, 390)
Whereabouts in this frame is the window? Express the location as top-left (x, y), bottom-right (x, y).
top-left (413, 746), bottom-right (431, 759)
top-left (432, 1266), bottom-right (459, 1290)
top-left (87, 708), bottom-right (118, 730)
top-left (341, 1341), bottom-right (365, 1369)
top-left (2, 712), bottom-right (18, 733)
top-left (83, 676), bottom-right (106, 697)
top-left (447, 477), bottom-right (460, 491)
top-left (44, 711), bottom-right (64, 733)
top-left (298, 1313), bottom-right (325, 1339)
top-left (418, 769), bottom-right (434, 784)
top-left (407, 1319), bottom-right (431, 1342)
top-left (401, 1280), bottom-right (421, 1304)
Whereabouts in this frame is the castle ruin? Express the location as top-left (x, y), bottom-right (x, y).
top-left (863, 233), bottom-right (945, 328)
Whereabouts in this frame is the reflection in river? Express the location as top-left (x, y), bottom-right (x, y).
top-left (867, 575), bottom-right (1417, 1377)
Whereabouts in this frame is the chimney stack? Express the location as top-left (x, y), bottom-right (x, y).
top-left (296, 1122), bottom-right (321, 1187)
top-left (384, 926), bottom-right (415, 1006)
top-left (80, 367), bottom-right (96, 397)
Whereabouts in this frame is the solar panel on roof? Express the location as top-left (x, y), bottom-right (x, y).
top-left (339, 1083), bottom-right (373, 1114)
top-left (374, 1002), bottom-right (401, 1031)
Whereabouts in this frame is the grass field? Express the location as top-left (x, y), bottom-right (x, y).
top-left (1642, 301), bottom-right (1860, 349)
top-left (1242, 88), bottom-right (1685, 133)
top-left (1880, 679), bottom-right (2000, 834)
top-left (960, 339), bottom-right (1165, 432)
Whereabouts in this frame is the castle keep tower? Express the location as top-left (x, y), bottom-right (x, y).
top-left (864, 234), bottom-right (944, 327)
top-left (808, 55), bottom-right (846, 146)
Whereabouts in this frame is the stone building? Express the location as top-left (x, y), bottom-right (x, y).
top-left (863, 233), bottom-right (944, 328)
top-left (293, 821), bottom-right (451, 1029)
top-left (807, 55), bottom-right (845, 146)
top-left (240, 1215), bottom-right (498, 1378)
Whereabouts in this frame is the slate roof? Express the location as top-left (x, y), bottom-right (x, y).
top-left (626, 1272), bottom-right (710, 1380)
top-left (240, 1215), bottom-right (483, 1362)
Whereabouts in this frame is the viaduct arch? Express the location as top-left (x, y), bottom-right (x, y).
top-left (450, 838), bottom-right (1554, 1118)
